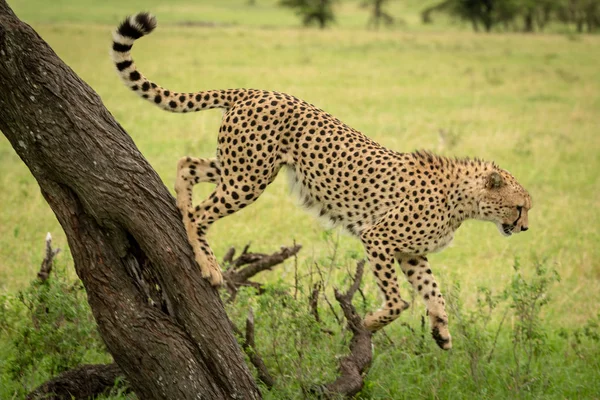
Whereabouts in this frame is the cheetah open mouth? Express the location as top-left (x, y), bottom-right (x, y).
top-left (501, 224), bottom-right (514, 236)
top-left (499, 206), bottom-right (523, 237)
top-left (497, 224), bottom-right (515, 236)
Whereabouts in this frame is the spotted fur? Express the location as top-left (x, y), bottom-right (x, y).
top-left (111, 13), bottom-right (532, 349)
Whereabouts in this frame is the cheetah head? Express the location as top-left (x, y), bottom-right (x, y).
top-left (477, 170), bottom-right (532, 237)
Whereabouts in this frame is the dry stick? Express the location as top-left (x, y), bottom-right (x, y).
top-left (231, 309), bottom-right (275, 389)
top-left (32, 233), bottom-right (61, 330)
top-left (321, 260), bottom-right (373, 398)
top-left (309, 282), bottom-right (335, 336)
top-left (314, 263), bottom-right (342, 325)
top-left (37, 232), bottom-right (60, 282)
top-left (223, 244), bottom-right (302, 300)
top-left (309, 282), bottom-right (321, 322)
top-left (293, 240), bottom-right (299, 300)
top-left (222, 247), bottom-right (236, 264)
top-left (236, 245), bottom-right (302, 282)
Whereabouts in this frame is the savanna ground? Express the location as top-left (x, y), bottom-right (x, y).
top-left (1, 0), bottom-right (599, 398)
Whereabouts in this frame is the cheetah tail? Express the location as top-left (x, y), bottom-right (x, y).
top-left (111, 13), bottom-right (238, 113)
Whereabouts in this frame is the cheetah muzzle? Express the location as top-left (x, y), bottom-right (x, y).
top-left (111, 13), bottom-right (532, 350)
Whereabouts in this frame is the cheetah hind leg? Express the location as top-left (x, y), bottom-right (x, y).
top-left (174, 156), bottom-right (223, 286)
top-left (174, 156), bottom-right (220, 212)
top-left (187, 168), bottom-right (275, 286)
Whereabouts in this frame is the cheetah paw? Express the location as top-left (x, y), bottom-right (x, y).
top-left (431, 317), bottom-right (452, 350)
top-left (363, 313), bottom-right (385, 332)
top-left (194, 252), bottom-right (223, 286)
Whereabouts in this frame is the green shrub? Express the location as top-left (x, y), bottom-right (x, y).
top-left (228, 281), bottom-right (344, 398)
top-left (2, 253), bottom-right (599, 399)
top-left (0, 265), bottom-right (108, 397)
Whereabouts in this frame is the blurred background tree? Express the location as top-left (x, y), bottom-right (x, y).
top-left (557, 0), bottom-right (600, 32)
top-left (361, 0), bottom-right (395, 29)
top-left (279, 0), bottom-right (337, 28)
top-left (421, 0), bottom-right (599, 32)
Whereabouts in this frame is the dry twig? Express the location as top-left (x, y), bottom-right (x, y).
top-left (232, 308), bottom-right (275, 389)
top-left (223, 243), bottom-right (302, 301)
top-left (37, 232), bottom-right (60, 282)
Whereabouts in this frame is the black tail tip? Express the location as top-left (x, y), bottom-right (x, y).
top-left (135, 12), bottom-right (157, 34)
top-left (117, 12), bottom-right (157, 40)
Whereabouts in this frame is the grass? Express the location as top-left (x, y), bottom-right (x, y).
top-left (1, 0), bottom-right (599, 398)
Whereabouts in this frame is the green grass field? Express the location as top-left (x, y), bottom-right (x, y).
top-left (1, 0), bottom-right (599, 398)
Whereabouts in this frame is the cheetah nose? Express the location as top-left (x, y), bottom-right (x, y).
top-left (521, 226), bottom-right (528, 232)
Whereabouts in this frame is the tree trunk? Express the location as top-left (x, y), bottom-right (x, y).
top-left (319, 0), bottom-right (327, 29)
top-left (0, 2), bottom-right (261, 399)
top-left (523, 13), bottom-right (534, 32)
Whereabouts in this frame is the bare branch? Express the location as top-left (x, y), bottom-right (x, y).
top-left (309, 282), bottom-right (321, 322)
top-left (321, 261), bottom-right (373, 397)
top-left (309, 282), bottom-right (335, 336)
top-left (345, 260), bottom-right (365, 300)
top-left (223, 247), bottom-right (236, 264)
top-left (236, 245), bottom-right (302, 282)
top-left (314, 263), bottom-right (341, 325)
top-left (223, 243), bottom-right (302, 300)
top-left (231, 309), bottom-right (275, 389)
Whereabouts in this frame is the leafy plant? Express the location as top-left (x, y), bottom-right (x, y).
top-left (501, 258), bottom-right (561, 394)
top-left (0, 265), bottom-right (107, 395)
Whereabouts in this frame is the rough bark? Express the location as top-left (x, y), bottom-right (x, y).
top-left (0, 2), bottom-right (260, 399)
top-left (26, 364), bottom-right (125, 400)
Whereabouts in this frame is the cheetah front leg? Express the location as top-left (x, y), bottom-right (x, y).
top-left (174, 156), bottom-right (223, 286)
top-left (361, 229), bottom-right (410, 331)
top-left (397, 254), bottom-right (452, 350)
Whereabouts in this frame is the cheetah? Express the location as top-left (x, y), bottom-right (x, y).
top-left (111, 13), bottom-right (532, 349)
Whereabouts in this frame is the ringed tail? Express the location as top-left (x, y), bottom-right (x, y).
top-left (110, 13), bottom-right (245, 113)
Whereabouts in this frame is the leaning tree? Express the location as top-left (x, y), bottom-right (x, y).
top-left (0, 1), bottom-right (261, 398)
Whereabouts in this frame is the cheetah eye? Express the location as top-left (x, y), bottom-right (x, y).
top-left (516, 205), bottom-right (523, 211)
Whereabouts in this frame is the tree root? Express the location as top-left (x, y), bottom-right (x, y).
top-left (26, 364), bottom-right (126, 400)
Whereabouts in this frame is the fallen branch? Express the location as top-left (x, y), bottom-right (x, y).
top-left (26, 363), bottom-right (126, 400)
top-left (322, 260), bottom-right (373, 397)
top-left (223, 243), bottom-right (302, 300)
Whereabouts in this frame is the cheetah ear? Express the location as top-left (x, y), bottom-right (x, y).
top-left (486, 172), bottom-right (504, 189)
